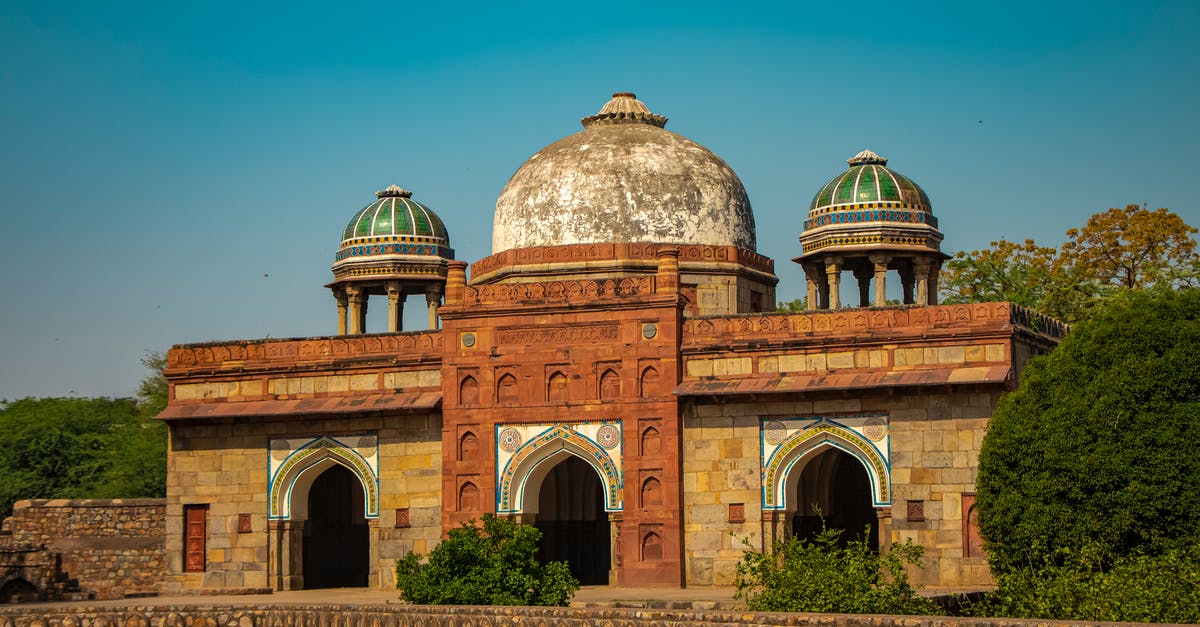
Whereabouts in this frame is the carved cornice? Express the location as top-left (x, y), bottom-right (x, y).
top-left (464, 277), bottom-right (655, 306)
top-left (166, 331), bottom-right (443, 374)
top-left (681, 302), bottom-right (1065, 349)
top-left (472, 243), bottom-right (775, 281)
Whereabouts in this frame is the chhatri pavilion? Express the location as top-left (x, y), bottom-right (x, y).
top-left (157, 92), bottom-right (1064, 591)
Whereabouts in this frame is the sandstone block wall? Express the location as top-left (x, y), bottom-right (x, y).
top-left (165, 412), bottom-right (441, 593)
top-left (682, 387), bottom-right (997, 588)
top-left (0, 498), bottom-right (165, 600)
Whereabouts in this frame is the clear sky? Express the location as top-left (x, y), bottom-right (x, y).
top-left (1, 1), bottom-right (1197, 400)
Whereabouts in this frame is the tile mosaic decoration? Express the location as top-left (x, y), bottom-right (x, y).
top-left (495, 421), bottom-right (624, 514)
top-left (760, 413), bottom-right (891, 510)
top-left (267, 434), bottom-right (381, 519)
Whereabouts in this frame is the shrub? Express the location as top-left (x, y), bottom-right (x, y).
top-left (969, 544), bottom-right (1200, 623)
top-left (733, 524), bottom-right (940, 615)
top-left (394, 513), bottom-right (578, 606)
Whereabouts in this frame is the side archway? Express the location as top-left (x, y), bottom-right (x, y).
top-left (762, 423), bottom-right (890, 511)
top-left (269, 436), bottom-right (381, 520)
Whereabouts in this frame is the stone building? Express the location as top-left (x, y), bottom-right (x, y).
top-left (157, 92), bottom-right (1065, 593)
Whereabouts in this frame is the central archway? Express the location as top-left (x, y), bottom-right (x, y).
top-left (302, 464), bottom-right (369, 588)
top-left (792, 448), bottom-right (878, 547)
top-left (534, 456), bottom-right (610, 585)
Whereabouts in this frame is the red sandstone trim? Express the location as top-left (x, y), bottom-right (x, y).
top-left (472, 243), bottom-right (775, 279)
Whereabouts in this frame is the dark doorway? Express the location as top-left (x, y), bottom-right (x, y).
top-left (303, 464), bottom-right (369, 588)
top-left (535, 456), bottom-right (610, 585)
top-left (792, 448), bottom-right (879, 548)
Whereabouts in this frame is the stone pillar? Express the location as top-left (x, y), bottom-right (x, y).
top-left (914, 259), bottom-right (931, 306)
top-left (445, 261), bottom-right (468, 305)
top-left (655, 246), bottom-right (681, 294)
top-left (368, 518), bottom-right (381, 588)
top-left (802, 265), bottom-right (824, 311)
top-left (761, 510), bottom-right (793, 554)
top-left (871, 254), bottom-right (890, 307)
top-left (899, 263), bottom-right (916, 305)
top-left (425, 285), bottom-right (443, 330)
top-left (386, 283), bottom-right (405, 333)
top-left (876, 507), bottom-right (893, 552)
top-left (853, 264), bottom-right (873, 307)
top-left (608, 511), bottom-right (623, 585)
top-left (269, 519), bottom-right (305, 590)
top-left (929, 260), bottom-right (942, 305)
top-left (825, 259), bottom-right (842, 310)
top-left (346, 286), bottom-right (366, 335)
top-left (334, 287), bottom-right (348, 336)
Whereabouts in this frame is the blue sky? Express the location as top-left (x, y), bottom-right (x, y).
top-left (1, 1), bottom-right (1197, 400)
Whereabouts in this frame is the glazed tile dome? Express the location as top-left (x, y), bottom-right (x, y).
top-left (798, 150), bottom-right (943, 259)
top-left (334, 185), bottom-right (453, 268)
top-left (492, 92), bottom-right (757, 253)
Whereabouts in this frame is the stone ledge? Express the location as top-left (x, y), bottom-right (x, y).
top-left (0, 603), bottom-right (1154, 627)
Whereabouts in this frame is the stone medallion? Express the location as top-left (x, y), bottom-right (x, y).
top-left (596, 424), bottom-right (621, 449)
top-left (498, 427), bottom-right (523, 452)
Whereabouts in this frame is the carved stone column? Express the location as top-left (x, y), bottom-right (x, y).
top-left (825, 259), bottom-right (842, 309)
top-left (608, 511), bottom-right (623, 584)
top-left (425, 285), bottom-right (443, 330)
top-left (346, 286), bottom-right (366, 335)
top-left (445, 261), bottom-right (468, 305)
top-left (870, 254), bottom-right (890, 307)
top-left (853, 264), bottom-right (873, 307)
top-left (899, 264), bottom-right (916, 305)
top-left (802, 264), bottom-right (825, 311)
top-left (761, 510), bottom-right (793, 554)
top-left (386, 283), bottom-right (405, 333)
top-left (334, 287), bottom-right (348, 336)
top-left (914, 259), bottom-right (931, 306)
top-left (655, 246), bottom-right (681, 294)
top-left (929, 260), bottom-right (942, 305)
top-left (269, 519), bottom-right (305, 590)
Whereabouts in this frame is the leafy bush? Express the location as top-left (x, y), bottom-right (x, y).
top-left (969, 544), bottom-right (1200, 623)
top-left (733, 524), bottom-right (940, 615)
top-left (976, 288), bottom-right (1200, 573)
top-left (394, 513), bottom-right (578, 606)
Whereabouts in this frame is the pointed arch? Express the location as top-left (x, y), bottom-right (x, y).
top-left (268, 437), bottom-right (380, 519)
top-left (640, 426), bottom-right (661, 455)
top-left (762, 423), bottom-right (890, 509)
top-left (458, 431), bottom-right (479, 461)
top-left (599, 368), bottom-right (620, 400)
top-left (459, 375), bottom-right (479, 405)
top-left (497, 373), bottom-right (519, 403)
top-left (496, 424), bottom-right (623, 514)
top-left (640, 476), bottom-right (662, 508)
top-left (639, 366), bottom-right (660, 398)
top-left (547, 371), bottom-right (568, 402)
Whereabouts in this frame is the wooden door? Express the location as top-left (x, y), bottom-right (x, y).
top-left (184, 505), bottom-right (207, 572)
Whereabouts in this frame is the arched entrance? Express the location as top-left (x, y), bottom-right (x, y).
top-left (534, 456), bottom-right (610, 585)
top-left (302, 464), bottom-right (369, 588)
top-left (792, 448), bottom-right (879, 547)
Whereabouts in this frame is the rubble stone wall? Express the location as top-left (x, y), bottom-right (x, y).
top-left (0, 498), bottom-right (165, 600)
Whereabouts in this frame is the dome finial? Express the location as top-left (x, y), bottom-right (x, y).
top-left (848, 149), bottom-right (887, 166)
top-left (376, 184), bottom-right (413, 199)
top-left (581, 91), bottom-right (668, 129)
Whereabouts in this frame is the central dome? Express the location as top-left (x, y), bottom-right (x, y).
top-left (492, 93), bottom-right (757, 253)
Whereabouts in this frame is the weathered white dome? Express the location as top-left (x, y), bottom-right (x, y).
top-left (492, 93), bottom-right (757, 253)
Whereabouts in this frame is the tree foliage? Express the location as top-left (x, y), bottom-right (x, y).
top-left (733, 524), bottom-right (939, 615)
top-left (0, 354), bottom-right (169, 516)
top-left (394, 513), bottom-right (579, 606)
top-left (940, 205), bottom-right (1198, 322)
top-left (776, 297), bottom-right (807, 311)
top-left (976, 289), bottom-right (1200, 574)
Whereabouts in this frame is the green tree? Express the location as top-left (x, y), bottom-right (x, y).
top-left (1062, 204), bottom-right (1199, 290)
top-left (394, 513), bottom-right (579, 606)
top-left (0, 355), bottom-right (169, 515)
top-left (733, 524), bottom-right (939, 615)
top-left (976, 289), bottom-right (1200, 574)
top-left (776, 297), bottom-right (807, 311)
top-left (939, 206), bottom-right (1198, 322)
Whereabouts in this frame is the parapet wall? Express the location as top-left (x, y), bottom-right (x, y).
top-left (0, 498), bottom-right (165, 600)
top-left (0, 603), bottom-right (1120, 627)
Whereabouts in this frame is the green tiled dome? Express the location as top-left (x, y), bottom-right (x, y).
top-left (809, 150), bottom-right (930, 212)
top-left (334, 186), bottom-right (453, 265)
top-left (798, 150), bottom-right (943, 259)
